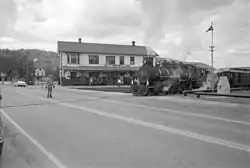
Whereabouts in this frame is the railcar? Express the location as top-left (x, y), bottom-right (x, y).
top-left (216, 68), bottom-right (250, 88)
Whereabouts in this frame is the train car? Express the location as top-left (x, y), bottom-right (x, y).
top-left (216, 68), bottom-right (250, 88)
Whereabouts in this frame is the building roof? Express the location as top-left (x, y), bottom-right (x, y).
top-left (229, 67), bottom-right (250, 71)
top-left (58, 41), bottom-right (159, 57)
top-left (218, 67), bottom-right (250, 73)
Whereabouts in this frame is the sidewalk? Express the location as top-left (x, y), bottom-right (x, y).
top-left (63, 85), bottom-right (131, 89)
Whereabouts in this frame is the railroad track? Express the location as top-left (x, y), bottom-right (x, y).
top-left (76, 87), bottom-right (132, 93)
top-left (75, 87), bottom-right (250, 104)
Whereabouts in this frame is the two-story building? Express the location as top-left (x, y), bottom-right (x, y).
top-left (33, 68), bottom-right (46, 84)
top-left (58, 39), bottom-right (158, 85)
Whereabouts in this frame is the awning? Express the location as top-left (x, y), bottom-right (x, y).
top-left (62, 65), bottom-right (140, 71)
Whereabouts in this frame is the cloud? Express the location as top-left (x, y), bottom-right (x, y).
top-left (12, 0), bottom-right (142, 41)
top-left (0, 0), bottom-right (250, 68)
top-left (0, 0), bottom-right (17, 36)
top-left (0, 37), bottom-right (56, 51)
top-left (139, 0), bottom-right (250, 67)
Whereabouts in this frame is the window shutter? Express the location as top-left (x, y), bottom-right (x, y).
top-left (77, 54), bottom-right (80, 64)
top-left (67, 54), bottom-right (70, 64)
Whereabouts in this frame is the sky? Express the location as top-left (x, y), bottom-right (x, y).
top-left (0, 0), bottom-right (250, 68)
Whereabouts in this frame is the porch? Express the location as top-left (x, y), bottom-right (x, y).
top-left (61, 66), bottom-right (139, 86)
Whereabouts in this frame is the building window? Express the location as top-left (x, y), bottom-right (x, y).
top-left (106, 56), bottom-right (115, 65)
top-left (67, 53), bottom-right (80, 64)
top-left (89, 55), bottom-right (99, 64)
top-left (71, 53), bottom-right (80, 64)
top-left (120, 56), bottom-right (124, 65)
top-left (130, 56), bottom-right (135, 65)
top-left (70, 72), bottom-right (77, 78)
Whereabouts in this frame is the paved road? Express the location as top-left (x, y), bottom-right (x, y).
top-left (0, 85), bottom-right (250, 168)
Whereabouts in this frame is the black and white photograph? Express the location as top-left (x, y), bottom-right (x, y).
top-left (0, 0), bottom-right (250, 167)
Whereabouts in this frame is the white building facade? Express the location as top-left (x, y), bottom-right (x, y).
top-left (58, 40), bottom-right (158, 85)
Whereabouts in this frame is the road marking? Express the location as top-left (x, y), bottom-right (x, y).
top-left (23, 85), bottom-right (248, 108)
top-left (25, 95), bottom-right (250, 153)
top-left (63, 86), bottom-right (243, 107)
top-left (0, 109), bottom-right (68, 168)
top-left (14, 88), bottom-right (250, 126)
top-left (129, 96), bottom-right (239, 107)
top-left (154, 96), bottom-right (238, 107)
top-left (102, 99), bottom-right (250, 126)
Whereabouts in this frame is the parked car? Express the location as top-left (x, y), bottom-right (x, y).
top-left (14, 81), bottom-right (27, 87)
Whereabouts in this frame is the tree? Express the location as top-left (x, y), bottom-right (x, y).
top-left (0, 48), bottom-right (59, 81)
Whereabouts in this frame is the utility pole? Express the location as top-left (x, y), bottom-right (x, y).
top-left (205, 22), bottom-right (215, 68)
top-left (205, 22), bottom-right (215, 91)
top-left (209, 23), bottom-right (215, 68)
top-left (26, 57), bottom-right (29, 83)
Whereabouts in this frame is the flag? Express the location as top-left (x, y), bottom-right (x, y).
top-left (205, 22), bottom-right (214, 32)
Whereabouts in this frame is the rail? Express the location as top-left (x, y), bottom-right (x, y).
top-left (184, 87), bottom-right (249, 94)
top-left (183, 87), bottom-right (250, 98)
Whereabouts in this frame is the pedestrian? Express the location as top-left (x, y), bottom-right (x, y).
top-left (46, 76), bottom-right (54, 98)
top-left (89, 77), bottom-right (93, 86)
top-left (117, 77), bottom-right (121, 87)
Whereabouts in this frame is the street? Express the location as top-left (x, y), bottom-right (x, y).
top-left (0, 85), bottom-right (250, 168)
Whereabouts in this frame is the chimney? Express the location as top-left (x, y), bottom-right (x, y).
top-left (78, 38), bottom-right (82, 43)
top-left (132, 41), bottom-right (136, 46)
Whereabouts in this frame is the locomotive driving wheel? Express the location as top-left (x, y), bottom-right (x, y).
top-left (178, 83), bottom-right (183, 94)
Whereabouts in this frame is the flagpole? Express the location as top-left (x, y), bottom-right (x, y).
top-left (209, 22), bottom-right (214, 68)
top-left (211, 26), bottom-right (214, 92)
top-left (207, 21), bottom-right (215, 92)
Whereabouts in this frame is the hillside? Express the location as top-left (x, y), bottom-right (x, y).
top-left (0, 49), bottom-right (59, 80)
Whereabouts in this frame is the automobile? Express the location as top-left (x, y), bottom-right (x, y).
top-left (53, 81), bottom-right (59, 85)
top-left (14, 81), bottom-right (27, 87)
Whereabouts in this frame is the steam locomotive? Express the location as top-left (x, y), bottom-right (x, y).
top-left (131, 57), bottom-right (210, 96)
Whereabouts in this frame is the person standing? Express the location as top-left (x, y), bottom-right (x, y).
top-left (47, 76), bottom-right (54, 98)
top-left (117, 77), bottom-right (121, 87)
top-left (89, 77), bottom-right (93, 86)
